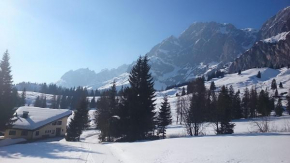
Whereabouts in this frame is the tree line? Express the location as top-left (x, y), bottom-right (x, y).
top-left (94, 56), bottom-right (172, 142)
top-left (66, 56), bottom-right (172, 141)
top-left (175, 77), bottom-right (290, 136)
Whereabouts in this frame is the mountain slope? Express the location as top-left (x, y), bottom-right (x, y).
top-left (56, 22), bottom-right (257, 90)
top-left (229, 7), bottom-right (290, 73)
top-left (146, 22), bottom-right (257, 88)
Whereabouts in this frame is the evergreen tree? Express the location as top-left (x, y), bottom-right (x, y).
top-left (90, 96), bottom-right (96, 108)
top-left (233, 90), bottom-right (242, 119)
top-left (34, 96), bottom-right (41, 107)
top-left (271, 79), bottom-right (277, 90)
top-left (78, 97), bottom-right (89, 130)
top-left (274, 89), bottom-right (279, 97)
top-left (157, 96), bottom-right (172, 139)
top-left (279, 82), bottom-right (283, 88)
top-left (275, 98), bottom-right (283, 116)
top-left (65, 111), bottom-right (81, 141)
top-left (107, 81), bottom-right (120, 140)
top-left (257, 89), bottom-right (272, 116)
top-left (118, 86), bottom-right (124, 96)
top-left (60, 96), bottom-right (68, 109)
top-left (121, 56), bottom-right (156, 141)
top-left (66, 97), bottom-right (89, 141)
top-left (95, 89), bottom-right (101, 96)
top-left (90, 90), bottom-right (95, 96)
top-left (287, 92), bottom-right (290, 115)
top-left (12, 88), bottom-right (19, 107)
top-left (96, 95), bottom-right (110, 141)
top-left (96, 82), bottom-right (120, 141)
top-left (56, 95), bottom-right (61, 109)
top-left (40, 83), bottom-right (48, 94)
top-left (50, 95), bottom-right (57, 109)
top-left (41, 97), bottom-right (47, 108)
top-left (20, 88), bottom-right (26, 106)
top-left (217, 86), bottom-right (235, 134)
top-left (185, 77), bottom-right (206, 136)
top-left (0, 50), bottom-right (16, 130)
top-left (210, 81), bottom-right (216, 91)
top-left (256, 71), bottom-right (261, 78)
top-left (181, 87), bottom-right (186, 96)
top-left (249, 87), bottom-right (258, 118)
top-left (242, 88), bottom-right (250, 118)
top-left (228, 85), bottom-right (235, 118)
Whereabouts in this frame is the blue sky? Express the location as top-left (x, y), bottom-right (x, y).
top-left (0, 0), bottom-right (289, 84)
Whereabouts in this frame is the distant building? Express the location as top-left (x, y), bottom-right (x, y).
top-left (4, 107), bottom-right (72, 140)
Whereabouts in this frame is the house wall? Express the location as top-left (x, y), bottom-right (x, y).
top-left (4, 129), bottom-right (33, 139)
top-left (4, 116), bottom-right (69, 140)
top-left (32, 116), bottom-right (68, 139)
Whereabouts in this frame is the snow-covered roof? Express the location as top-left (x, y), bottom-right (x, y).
top-left (11, 107), bottom-right (72, 130)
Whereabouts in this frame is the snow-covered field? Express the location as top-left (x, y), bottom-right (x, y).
top-left (2, 67), bottom-right (289, 162)
top-left (1, 119), bottom-right (290, 163)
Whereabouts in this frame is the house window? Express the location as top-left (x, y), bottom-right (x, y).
top-left (51, 130), bottom-right (55, 134)
top-left (9, 130), bottom-right (16, 135)
top-left (21, 130), bottom-right (28, 136)
top-left (57, 121), bottom-right (62, 125)
top-left (52, 122), bottom-right (57, 125)
top-left (35, 131), bottom-right (39, 136)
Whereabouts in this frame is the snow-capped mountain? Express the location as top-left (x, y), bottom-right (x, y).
top-left (56, 64), bottom-right (129, 89)
top-left (57, 22), bottom-right (257, 90)
top-left (145, 22), bottom-right (257, 89)
top-left (229, 7), bottom-right (290, 73)
top-left (56, 6), bottom-right (290, 90)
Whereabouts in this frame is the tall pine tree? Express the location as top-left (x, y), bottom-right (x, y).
top-left (157, 96), bottom-right (172, 139)
top-left (0, 51), bottom-right (17, 130)
top-left (19, 88), bottom-right (26, 106)
top-left (275, 98), bottom-right (283, 116)
top-left (66, 97), bottom-right (88, 141)
top-left (287, 91), bottom-right (290, 115)
top-left (242, 88), bottom-right (250, 118)
top-left (123, 56), bottom-right (156, 141)
top-left (257, 89), bottom-right (272, 116)
top-left (217, 86), bottom-right (235, 134)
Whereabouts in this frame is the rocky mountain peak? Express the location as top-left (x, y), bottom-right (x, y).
top-left (259, 6), bottom-right (290, 40)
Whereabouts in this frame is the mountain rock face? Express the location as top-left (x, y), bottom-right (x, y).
top-left (56, 64), bottom-right (129, 89)
top-left (229, 7), bottom-right (290, 73)
top-left (57, 22), bottom-right (257, 90)
top-left (259, 6), bottom-right (290, 40)
top-left (146, 22), bottom-right (257, 88)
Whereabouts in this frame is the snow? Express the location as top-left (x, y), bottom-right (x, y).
top-left (206, 67), bottom-right (290, 96)
top-left (219, 26), bottom-right (229, 34)
top-left (262, 31), bottom-right (290, 43)
top-left (12, 107), bottom-right (72, 130)
top-left (1, 92), bottom-right (290, 163)
top-left (97, 72), bottom-right (130, 91)
top-left (0, 138), bottom-right (26, 147)
top-left (109, 133), bottom-right (290, 163)
top-left (2, 68), bottom-right (290, 162)
top-left (1, 122), bottom-right (290, 163)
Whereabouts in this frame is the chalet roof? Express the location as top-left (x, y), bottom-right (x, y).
top-left (11, 107), bottom-right (72, 130)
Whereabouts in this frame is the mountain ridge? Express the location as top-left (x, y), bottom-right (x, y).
top-left (56, 6), bottom-right (290, 90)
